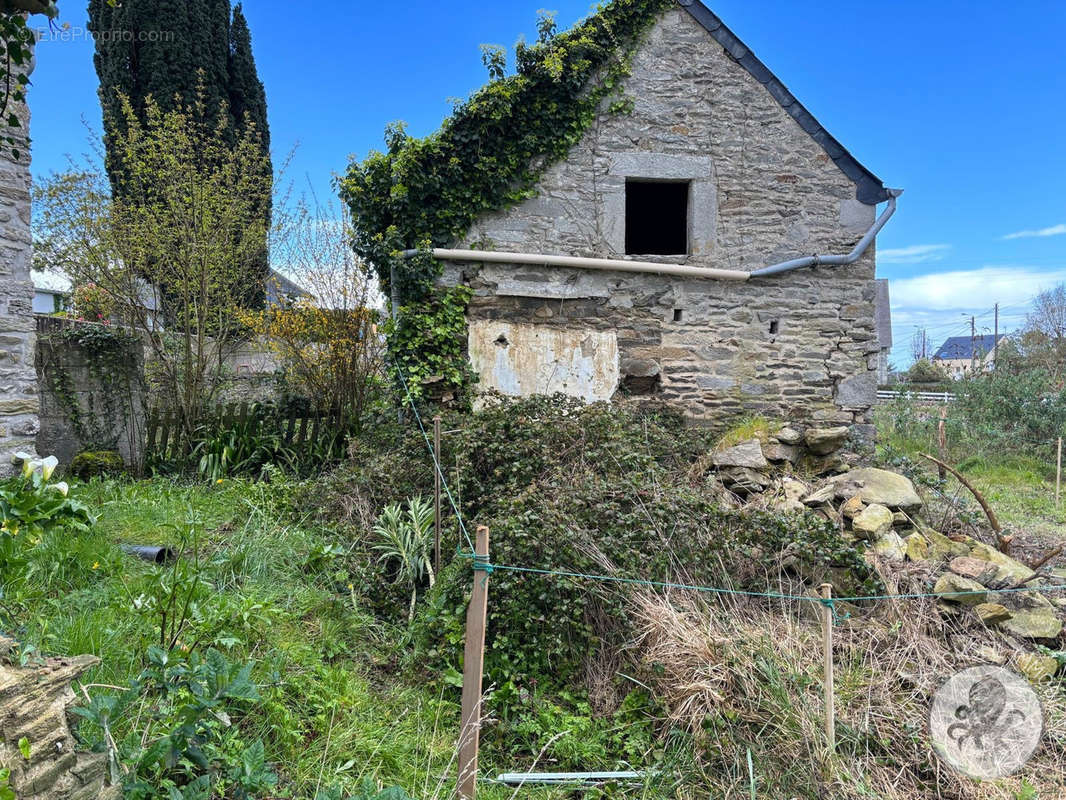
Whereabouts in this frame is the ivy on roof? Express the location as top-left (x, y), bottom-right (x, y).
top-left (338, 0), bottom-right (673, 304)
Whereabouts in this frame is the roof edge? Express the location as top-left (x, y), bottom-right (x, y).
top-left (678, 0), bottom-right (891, 205)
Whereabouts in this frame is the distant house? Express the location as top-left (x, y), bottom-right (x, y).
top-left (265, 271), bottom-right (311, 307)
top-left (932, 334), bottom-right (1004, 379)
top-left (31, 270), bottom-right (70, 314)
top-left (30, 269), bottom-right (307, 320)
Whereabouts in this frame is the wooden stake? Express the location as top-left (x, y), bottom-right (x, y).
top-left (458, 525), bottom-right (490, 800)
top-left (936, 407), bottom-right (948, 482)
top-left (433, 415), bottom-right (442, 573)
top-left (1057, 437), bottom-right (1062, 507)
top-left (820, 583), bottom-right (836, 752)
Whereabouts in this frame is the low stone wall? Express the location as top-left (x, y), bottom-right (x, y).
top-left (0, 638), bottom-right (118, 799)
top-left (35, 326), bottom-right (146, 470)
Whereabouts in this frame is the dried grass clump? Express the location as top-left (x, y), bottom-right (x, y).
top-left (631, 589), bottom-right (1066, 800)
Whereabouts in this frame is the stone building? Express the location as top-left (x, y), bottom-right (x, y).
top-left (432, 0), bottom-right (899, 438)
top-left (0, 55), bottom-right (39, 473)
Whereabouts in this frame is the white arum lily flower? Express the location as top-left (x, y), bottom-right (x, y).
top-left (50, 481), bottom-right (69, 497)
top-left (40, 456), bottom-right (59, 481)
top-left (13, 451), bottom-right (33, 464)
top-left (26, 459), bottom-right (43, 477)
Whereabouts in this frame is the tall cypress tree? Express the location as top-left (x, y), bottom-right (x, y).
top-left (88, 0), bottom-right (273, 307)
top-left (227, 3), bottom-right (272, 304)
top-left (228, 4), bottom-right (269, 153)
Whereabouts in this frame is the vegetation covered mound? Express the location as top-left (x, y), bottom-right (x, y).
top-left (317, 395), bottom-right (880, 699)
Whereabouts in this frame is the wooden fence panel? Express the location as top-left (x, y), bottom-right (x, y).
top-left (145, 406), bottom-right (346, 464)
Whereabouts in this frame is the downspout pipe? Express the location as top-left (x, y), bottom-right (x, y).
top-left (749, 188), bottom-right (903, 278)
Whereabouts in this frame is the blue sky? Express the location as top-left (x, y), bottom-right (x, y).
top-left (27, 1), bottom-right (1066, 368)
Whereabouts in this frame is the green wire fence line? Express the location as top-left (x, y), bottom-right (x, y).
top-left (457, 551), bottom-right (1066, 617)
top-left (390, 361), bottom-right (475, 554)
top-left (387, 364), bottom-right (1065, 621)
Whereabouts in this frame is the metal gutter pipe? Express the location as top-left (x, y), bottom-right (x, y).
top-left (399, 188), bottom-right (901, 281)
top-left (400, 248), bottom-right (750, 281)
top-left (749, 189), bottom-right (903, 278)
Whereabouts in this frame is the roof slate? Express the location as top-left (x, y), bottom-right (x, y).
top-left (678, 0), bottom-right (890, 205)
top-left (932, 334), bottom-right (1004, 361)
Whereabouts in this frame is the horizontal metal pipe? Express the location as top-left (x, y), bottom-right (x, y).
top-left (749, 189), bottom-right (903, 278)
top-left (404, 248), bottom-right (750, 281)
top-left (402, 188), bottom-right (901, 282)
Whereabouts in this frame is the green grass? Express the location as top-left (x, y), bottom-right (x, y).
top-left (2, 475), bottom-right (670, 799)
top-left (0, 476), bottom-right (470, 798)
top-left (873, 403), bottom-right (1066, 539)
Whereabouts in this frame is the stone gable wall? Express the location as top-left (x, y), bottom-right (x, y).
top-left (441, 7), bottom-right (882, 435)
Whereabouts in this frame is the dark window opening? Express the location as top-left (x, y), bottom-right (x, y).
top-left (769, 320), bottom-right (779, 335)
top-left (673, 309), bottom-right (683, 322)
top-left (625, 180), bottom-right (689, 255)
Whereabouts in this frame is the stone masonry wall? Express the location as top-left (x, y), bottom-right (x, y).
top-left (441, 7), bottom-right (881, 436)
top-left (0, 89), bottom-right (40, 472)
top-left (0, 637), bottom-right (118, 799)
top-left (36, 330), bottom-right (146, 470)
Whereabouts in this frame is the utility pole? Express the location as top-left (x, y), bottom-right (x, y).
top-left (970, 315), bottom-right (977, 373)
top-left (993, 303), bottom-right (999, 371)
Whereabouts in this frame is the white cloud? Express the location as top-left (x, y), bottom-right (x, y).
top-left (877, 243), bottom-right (952, 264)
top-left (890, 265), bottom-right (1066, 312)
top-left (886, 265), bottom-right (1066, 366)
top-left (1002, 223), bottom-right (1066, 240)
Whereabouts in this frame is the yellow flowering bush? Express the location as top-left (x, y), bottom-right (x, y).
top-left (241, 200), bottom-right (385, 423)
top-left (241, 295), bottom-right (383, 423)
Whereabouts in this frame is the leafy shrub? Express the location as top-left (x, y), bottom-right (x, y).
top-left (0, 454), bottom-right (93, 572)
top-left (69, 449), bottom-right (126, 480)
top-left (314, 779), bottom-right (413, 800)
top-left (904, 358), bottom-right (948, 385)
top-left (152, 402), bottom-right (356, 480)
top-left (953, 367), bottom-right (1066, 458)
top-left (74, 646), bottom-right (276, 800)
top-left (317, 395), bottom-right (878, 704)
top-left (71, 281), bottom-right (116, 322)
top-left (372, 496), bottom-right (436, 621)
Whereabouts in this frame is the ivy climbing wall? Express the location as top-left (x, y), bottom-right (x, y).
top-left (0, 78), bottom-right (40, 475)
top-left (442, 6), bottom-right (884, 438)
top-left (35, 325), bottom-right (146, 471)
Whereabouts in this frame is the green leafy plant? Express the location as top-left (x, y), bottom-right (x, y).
top-left (73, 646), bottom-right (276, 800)
top-left (0, 767), bottom-right (13, 800)
top-left (0, 454), bottom-right (93, 569)
top-left (384, 285), bottom-right (475, 402)
top-left (372, 496), bottom-right (436, 622)
top-left (315, 778), bottom-right (413, 800)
